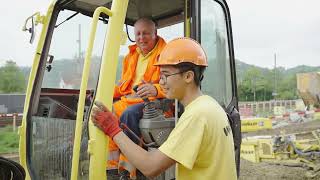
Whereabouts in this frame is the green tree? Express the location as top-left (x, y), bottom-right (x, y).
top-left (238, 67), bottom-right (275, 101)
top-left (0, 60), bottom-right (26, 93)
top-left (277, 74), bottom-right (297, 100)
top-left (238, 67), bottom-right (262, 101)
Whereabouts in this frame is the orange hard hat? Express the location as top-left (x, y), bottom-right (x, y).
top-left (155, 37), bottom-right (208, 67)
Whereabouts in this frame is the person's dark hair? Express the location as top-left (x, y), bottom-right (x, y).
top-left (175, 62), bottom-right (206, 87)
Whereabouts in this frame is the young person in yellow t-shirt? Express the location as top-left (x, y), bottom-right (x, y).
top-left (91, 37), bottom-right (237, 180)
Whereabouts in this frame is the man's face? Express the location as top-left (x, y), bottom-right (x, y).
top-left (134, 22), bottom-right (157, 55)
top-left (159, 66), bottom-right (186, 100)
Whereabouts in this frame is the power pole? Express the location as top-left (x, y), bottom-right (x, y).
top-left (264, 86), bottom-right (266, 101)
top-left (77, 24), bottom-right (82, 60)
top-left (273, 53), bottom-right (277, 99)
top-left (253, 77), bottom-right (256, 102)
top-left (76, 24), bottom-right (82, 74)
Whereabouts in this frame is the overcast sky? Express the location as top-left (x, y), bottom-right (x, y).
top-left (1, 0), bottom-right (319, 69)
top-left (229, 0), bottom-right (320, 68)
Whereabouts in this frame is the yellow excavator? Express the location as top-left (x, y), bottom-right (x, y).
top-left (297, 72), bottom-right (320, 109)
top-left (17, 0), bottom-right (241, 179)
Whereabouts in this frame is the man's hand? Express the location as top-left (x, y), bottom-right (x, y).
top-left (136, 80), bottom-right (158, 99)
top-left (91, 101), bottom-right (122, 139)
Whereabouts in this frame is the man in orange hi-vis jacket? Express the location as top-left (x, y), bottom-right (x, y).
top-left (109, 18), bottom-right (166, 178)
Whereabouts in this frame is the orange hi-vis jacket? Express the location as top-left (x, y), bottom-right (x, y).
top-left (113, 36), bottom-right (167, 100)
top-left (108, 37), bottom-right (167, 178)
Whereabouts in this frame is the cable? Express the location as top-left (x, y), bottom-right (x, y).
top-left (126, 24), bottom-right (135, 43)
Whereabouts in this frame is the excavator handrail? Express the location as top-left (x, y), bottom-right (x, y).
top-left (70, 6), bottom-right (113, 180)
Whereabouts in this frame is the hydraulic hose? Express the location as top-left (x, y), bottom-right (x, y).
top-left (290, 142), bottom-right (320, 157)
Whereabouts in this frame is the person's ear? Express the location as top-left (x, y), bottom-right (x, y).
top-left (184, 71), bottom-right (194, 84)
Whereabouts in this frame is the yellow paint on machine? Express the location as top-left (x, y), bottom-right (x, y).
top-left (314, 112), bottom-right (320, 120)
top-left (240, 139), bottom-right (259, 163)
top-left (241, 137), bottom-right (276, 163)
top-left (18, 2), bottom-right (56, 179)
top-left (241, 117), bottom-right (272, 132)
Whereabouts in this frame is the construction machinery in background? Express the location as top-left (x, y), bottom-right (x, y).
top-left (241, 129), bottom-right (320, 178)
top-left (241, 117), bottom-right (272, 133)
top-left (297, 72), bottom-right (320, 109)
top-left (18, 0), bottom-right (241, 179)
top-left (240, 72), bottom-right (320, 178)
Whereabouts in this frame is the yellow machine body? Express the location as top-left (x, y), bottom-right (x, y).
top-left (241, 117), bottom-right (272, 132)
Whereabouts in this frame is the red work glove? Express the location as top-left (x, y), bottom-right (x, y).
top-left (91, 101), bottom-right (122, 139)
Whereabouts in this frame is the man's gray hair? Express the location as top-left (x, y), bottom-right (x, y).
top-left (134, 17), bottom-right (156, 30)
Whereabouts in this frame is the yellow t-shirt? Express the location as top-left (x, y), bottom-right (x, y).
top-left (132, 42), bottom-right (159, 86)
top-left (159, 95), bottom-right (237, 180)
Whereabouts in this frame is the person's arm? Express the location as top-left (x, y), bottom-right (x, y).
top-left (91, 101), bottom-right (175, 178)
top-left (113, 132), bottom-right (175, 177)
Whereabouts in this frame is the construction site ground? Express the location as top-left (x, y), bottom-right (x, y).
top-left (3, 120), bottom-right (320, 179)
top-left (240, 119), bottom-right (320, 180)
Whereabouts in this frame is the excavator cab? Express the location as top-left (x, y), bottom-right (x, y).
top-left (19, 0), bottom-right (241, 179)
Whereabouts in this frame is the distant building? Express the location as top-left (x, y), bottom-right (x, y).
top-left (0, 94), bottom-right (25, 113)
top-left (59, 78), bottom-right (74, 89)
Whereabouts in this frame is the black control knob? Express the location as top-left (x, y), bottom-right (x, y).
top-left (132, 85), bottom-right (150, 103)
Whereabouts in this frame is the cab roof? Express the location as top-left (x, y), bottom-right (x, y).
top-left (57, 0), bottom-right (185, 27)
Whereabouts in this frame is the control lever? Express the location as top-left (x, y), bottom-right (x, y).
top-left (132, 85), bottom-right (150, 102)
top-left (120, 123), bottom-right (156, 147)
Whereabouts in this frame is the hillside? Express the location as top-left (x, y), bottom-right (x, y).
top-left (17, 58), bottom-right (320, 101)
top-left (235, 60), bottom-right (320, 79)
top-left (20, 58), bottom-right (320, 85)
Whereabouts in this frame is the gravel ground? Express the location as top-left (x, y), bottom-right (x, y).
top-left (239, 159), bottom-right (312, 180)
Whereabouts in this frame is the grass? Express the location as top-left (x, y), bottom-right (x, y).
top-left (0, 126), bottom-right (19, 154)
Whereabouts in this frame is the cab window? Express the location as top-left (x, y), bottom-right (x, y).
top-left (200, 0), bottom-right (233, 107)
top-left (42, 10), bottom-right (108, 90)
